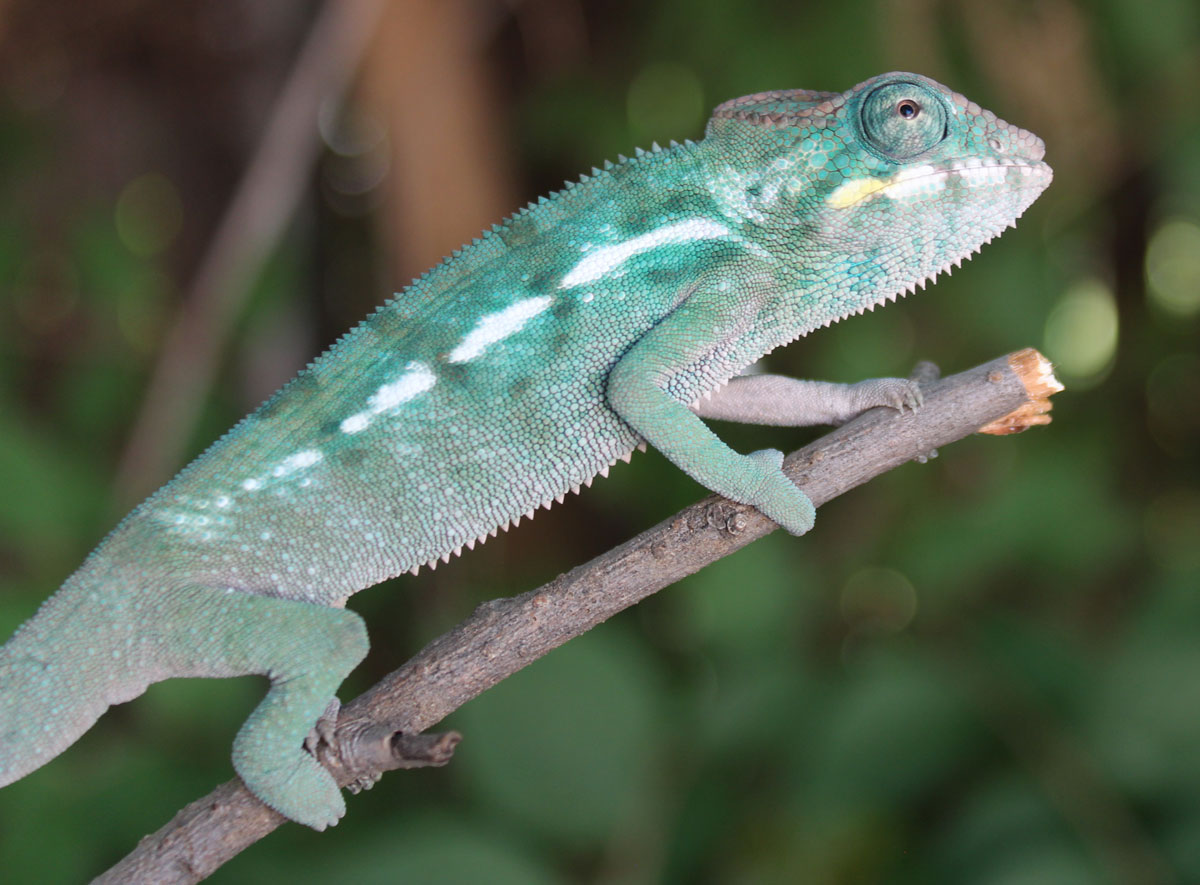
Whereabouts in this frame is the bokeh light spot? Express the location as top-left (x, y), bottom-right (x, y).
top-left (116, 270), bottom-right (171, 353)
top-left (840, 567), bottom-right (918, 635)
top-left (1043, 278), bottom-right (1118, 387)
top-left (115, 172), bottom-right (183, 256)
top-left (1146, 217), bottom-right (1200, 318)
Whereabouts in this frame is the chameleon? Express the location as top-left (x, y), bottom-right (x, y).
top-left (0, 72), bottom-right (1051, 830)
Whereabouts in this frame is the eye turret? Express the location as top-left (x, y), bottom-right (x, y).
top-left (859, 81), bottom-right (948, 160)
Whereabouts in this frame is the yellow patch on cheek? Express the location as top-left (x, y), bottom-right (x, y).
top-left (825, 177), bottom-right (890, 209)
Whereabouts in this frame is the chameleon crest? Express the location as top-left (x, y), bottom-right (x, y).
top-left (0, 73), bottom-right (1051, 829)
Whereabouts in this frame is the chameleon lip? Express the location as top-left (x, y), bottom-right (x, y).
top-left (954, 158), bottom-right (1054, 189)
top-left (898, 159), bottom-right (1055, 200)
top-left (828, 158), bottom-right (1052, 208)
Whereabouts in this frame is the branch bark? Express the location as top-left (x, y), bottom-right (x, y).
top-left (94, 348), bottom-right (1062, 884)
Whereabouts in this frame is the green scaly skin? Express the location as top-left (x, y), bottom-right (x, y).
top-left (0, 72), bottom-right (1051, 828)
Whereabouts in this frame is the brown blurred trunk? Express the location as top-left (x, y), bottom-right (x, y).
top-left (359, 0), bottom-right (518, 281)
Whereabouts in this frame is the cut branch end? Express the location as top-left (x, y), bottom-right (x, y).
top-left (978, 348), bottom-right (1063, 435)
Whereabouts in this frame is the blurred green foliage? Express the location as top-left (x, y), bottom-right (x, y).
top-left (1, 0), bottom-right (1199, 882)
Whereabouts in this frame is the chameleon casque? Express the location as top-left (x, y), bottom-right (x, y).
top-left (0, 72), bottom-right (1051, 829)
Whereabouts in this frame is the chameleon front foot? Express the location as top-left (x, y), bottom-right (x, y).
top-left (745, 449), bottom-right (815, 535)
top-left (849, 377), bottom-right (924, 415)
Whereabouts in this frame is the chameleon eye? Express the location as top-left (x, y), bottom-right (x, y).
top-left (859, 81), bottom-right (947, 160)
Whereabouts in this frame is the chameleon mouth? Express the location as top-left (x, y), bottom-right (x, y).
top-left (790, 162), bottom-right (1052, 345)
top-left (827, 158), bottom-right (1053, 209)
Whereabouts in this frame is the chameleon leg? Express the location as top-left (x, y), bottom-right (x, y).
top-left (157, 586), bottom-right (369, 830)
top-left (607, 288), bottom-right (815, 535)
top-left (692, 373), bottom-right (923, 426)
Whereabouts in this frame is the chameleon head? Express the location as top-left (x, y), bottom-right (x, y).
top-left (708, 71), bottom-right (1053, 314)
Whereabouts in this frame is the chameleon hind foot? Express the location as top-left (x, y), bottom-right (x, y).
top-left (157, 586), bottom-right (369, 829)
top-left (234, 737), bottom-right (346, 830)
top-left (230, 607), bottom-right (367, 828)
top-left (745, 449), bottom-right (815, 535)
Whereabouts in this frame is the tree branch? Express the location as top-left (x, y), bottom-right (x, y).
top-left (94, 348), bottom-right (1062, 884)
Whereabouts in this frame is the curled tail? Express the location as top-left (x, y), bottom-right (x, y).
top-left (0, 580), bottom-right (151, 787)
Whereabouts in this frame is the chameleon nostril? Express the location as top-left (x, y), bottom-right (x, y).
top-left (988, 137), bottom-right (1004, 153)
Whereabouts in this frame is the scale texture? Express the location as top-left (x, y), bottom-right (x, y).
top-left (0, 72), bottom-right (1051, 828)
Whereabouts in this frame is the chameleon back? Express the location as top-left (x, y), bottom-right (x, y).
top-left (95, 141), bottom-right (729, 606)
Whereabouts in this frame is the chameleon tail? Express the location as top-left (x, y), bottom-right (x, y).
top-left (0, 578), bottom-right (152, 788)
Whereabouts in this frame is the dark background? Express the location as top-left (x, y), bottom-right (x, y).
top-left (1, 0), bottom-right (1198, 881)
